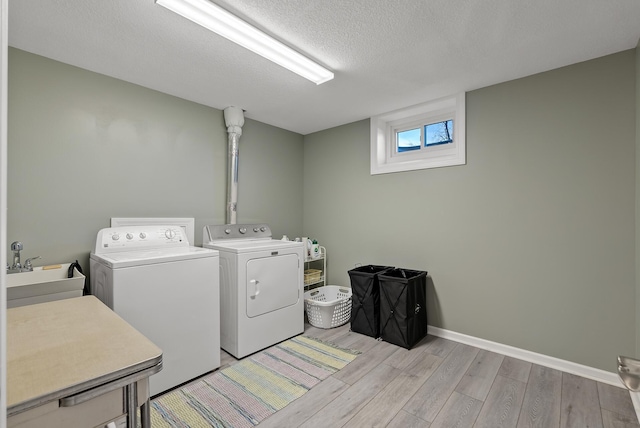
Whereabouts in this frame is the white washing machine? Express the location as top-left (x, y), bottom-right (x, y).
top-left (203, 224), bottom-right (304, 359)
top-left (90, 225), bottom-right (220, 396)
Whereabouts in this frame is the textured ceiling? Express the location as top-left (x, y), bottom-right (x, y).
top-left (8, 0), bottom-right (640, 135)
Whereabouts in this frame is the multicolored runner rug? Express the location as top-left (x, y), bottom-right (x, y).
top-left (149, 335), bottom-right (359, 427)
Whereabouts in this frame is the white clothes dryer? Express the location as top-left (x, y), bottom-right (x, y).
top-left (90, 225), bottom-right (220, 396)
top-left (203, 224), bottom-right (304, 359)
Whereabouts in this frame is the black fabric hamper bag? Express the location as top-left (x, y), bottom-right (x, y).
top-left (347, 265), bottom-right (393, 338)
top-left (379, 268), bottom-right (428, 349)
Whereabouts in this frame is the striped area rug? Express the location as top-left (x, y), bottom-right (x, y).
top-left (150, 335), bottom-right (359, 427)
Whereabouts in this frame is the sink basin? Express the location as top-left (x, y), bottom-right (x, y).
top-left (7, 263), bottom-right (85, 308)
top-left (618, 355), bottom-right (640, 391)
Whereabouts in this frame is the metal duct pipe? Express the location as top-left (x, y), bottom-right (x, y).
top-left (224, 106), bottom-right (245, 225)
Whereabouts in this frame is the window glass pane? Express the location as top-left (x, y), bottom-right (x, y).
top-left (396, 128), bottom-right (421, 152)
top-left (425, 120), bottom-right (453, 146)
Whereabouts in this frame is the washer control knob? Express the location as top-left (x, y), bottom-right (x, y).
top-left (112, 234), bottom-right (120, 241)
top-left (165, 229), bottom-right (176, 239)
top-left (225, 228), bottom-right (231, 234)
top-left (260, 227), bottom-right (266, 232)
top-left (239, 227), bottom-right (247, 234)
top-left (126, 233), bottom-right (133, 240)
top-left (139, 232), bottom-right (146, 239)
top-left (253, 227), bottom-right (259, 232)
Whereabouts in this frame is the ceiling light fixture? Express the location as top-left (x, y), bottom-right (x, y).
top-left (155, 0), bottom-right (334, 85)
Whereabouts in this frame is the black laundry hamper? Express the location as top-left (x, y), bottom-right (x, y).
top-left (379, 268), bottom-right (428, 349)
top-left (347, 265), bottom-right (393, 338)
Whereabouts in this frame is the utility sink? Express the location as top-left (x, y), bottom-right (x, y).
top-left (7, 263), bottom-right (85, 308)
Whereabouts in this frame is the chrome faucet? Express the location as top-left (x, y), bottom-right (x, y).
top-left (10, 241), bottom-right (23, 271)
top-left (7, 241), bottom-right (40, 273)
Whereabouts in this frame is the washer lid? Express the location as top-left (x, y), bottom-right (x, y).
top-left (90, 246), bottom-right (218, 269)
top-left (204, 239), bottom-right (303, 254)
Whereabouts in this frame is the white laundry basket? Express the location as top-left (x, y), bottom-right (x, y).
top-left (304, 285), bottom-right (352, 329)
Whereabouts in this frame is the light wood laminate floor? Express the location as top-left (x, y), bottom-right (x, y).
top-left (218, 323), bottom-right (639, 428)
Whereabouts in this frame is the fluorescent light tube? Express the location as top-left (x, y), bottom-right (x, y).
top-left (156, 0), bottom-right (334, 84)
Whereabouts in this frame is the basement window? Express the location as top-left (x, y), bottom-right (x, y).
top-left (371, 93), bottom-right (465, 174)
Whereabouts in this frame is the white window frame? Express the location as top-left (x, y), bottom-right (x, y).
top-left (370, 93), bottom-right (465, 175)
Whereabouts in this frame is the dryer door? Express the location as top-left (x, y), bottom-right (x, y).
top-left (245, 253), bottom-right (299, 318)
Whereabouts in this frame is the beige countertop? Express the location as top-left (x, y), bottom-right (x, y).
top-left (7, 296), bottom-right (162, 415)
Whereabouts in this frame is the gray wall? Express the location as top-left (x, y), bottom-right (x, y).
top-left (8, 45), bottom-right (638, 373)
top-left (303, 50), bottom-right (636, 372)
top-left (7, 48), bottom-right (304, 272)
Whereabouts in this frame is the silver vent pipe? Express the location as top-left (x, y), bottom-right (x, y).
top-left (224, 106), bottom-right (245, 225)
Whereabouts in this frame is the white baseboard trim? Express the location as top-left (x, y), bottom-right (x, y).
top-left (427, 325), bottom-right (624, 388)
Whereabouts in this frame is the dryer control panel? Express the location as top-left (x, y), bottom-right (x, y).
top-left (203, 224), bottom-right (272, 242)
top-left (93, 226), bottom-right (188, 254)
